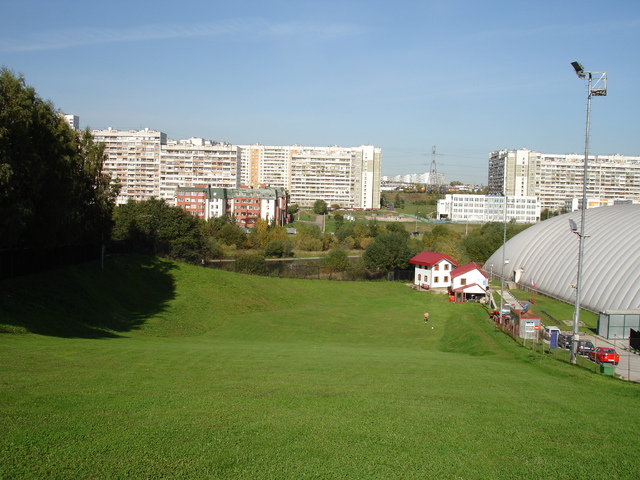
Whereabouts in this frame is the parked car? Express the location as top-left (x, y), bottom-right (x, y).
top-left (575, 340), bottom-right (595, 356)
top-left (557, 334), bottom-right (572, 349)
top-left (589, 347), bottom-right (620, 365)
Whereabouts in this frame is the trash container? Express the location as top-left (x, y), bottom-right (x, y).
top-left (600, 363), bottom-right (615, 376)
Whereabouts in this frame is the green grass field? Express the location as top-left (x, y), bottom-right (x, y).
top-left (1, 256), bottom-right (639, 479)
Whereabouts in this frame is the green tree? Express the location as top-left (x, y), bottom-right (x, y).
top-left (264, 239), bottom-right (293, 258)
top-left (296, 223), bottom-right (322, 250)
top-left (362, 232), bottom-right (412, 270)
top-left (111, 198), bottom-right (203, 260)
top-left (313, 199), bottom-right (328, 215)
top-left (218, 223), bottom-right (247, 248)
top-left (320, 247), bottom-right (351, 270)
top-left (0, 68), bottom-right (119, 250)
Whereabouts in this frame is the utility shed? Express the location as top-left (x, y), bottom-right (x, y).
top-left (509, 309), bottom-right (541, 340)
top-left (597, 311), bottom-right (640, 340)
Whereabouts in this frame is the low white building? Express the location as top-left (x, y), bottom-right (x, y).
top-left (437, 194), bottom-right (540, 223)
top-left (451, 262), bottom-right (489, 302)
top-left (409, 251), bottom-right (458, 290)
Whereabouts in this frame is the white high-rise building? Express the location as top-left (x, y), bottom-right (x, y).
top-left (93, 128), bottom-right (166, 204)
top-left (239, 144), bottom-right (381, 209)
top-left (488, 148), bottom-right (640, 210)
top-left (61, 114), bottom-right (79, 130)
top-left (159, 138), bottom-right (240, 200)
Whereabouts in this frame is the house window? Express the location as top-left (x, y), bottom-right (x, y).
top-left (460, 278), bottom-right (466, 285)
top-left (417, 274), bottom-right (421, 281)
top-left (444, 264), bottom-right (450, 271)
top-left (435, 265), bottom-right (440, 271)
top-left (434, 277), bottom-right (439, 283)
top-left (444, 276), bottom-right (449, 283)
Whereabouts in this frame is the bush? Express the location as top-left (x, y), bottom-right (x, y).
top-left (320, 248), bottom-right (350, 270)
top-left (265, 240), bottom-right (293, 258)
top-left (297, 237), bottom-right (323, 252)
top-left (235, 253), bottom-right (266, 275)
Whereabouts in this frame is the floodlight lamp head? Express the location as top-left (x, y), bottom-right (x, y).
top-left (571, 61), bottom-right (586, 79)
top-left (569, 218), bottom-right (578, 233)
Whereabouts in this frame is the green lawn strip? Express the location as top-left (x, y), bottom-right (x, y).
top-left (2, 258), bottom-right (640, 478)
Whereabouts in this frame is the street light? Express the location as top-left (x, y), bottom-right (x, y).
top-left (569, 61), bottom-right (607, 365)
top-left (500, 259), bottom-right (509, 316)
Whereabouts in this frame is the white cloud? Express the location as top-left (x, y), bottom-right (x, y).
top-left (0, 19), bottom-right (367, 52)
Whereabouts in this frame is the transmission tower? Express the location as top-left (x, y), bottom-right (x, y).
top-left (428, 146), bottom-right (439, 194)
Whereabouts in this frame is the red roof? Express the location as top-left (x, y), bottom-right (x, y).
top-left (409, 251), bottom-right (458, 267)
top-left (452, 282), bottom-right (487, 293)
top-left (451, 262), bottom-right (488, 279)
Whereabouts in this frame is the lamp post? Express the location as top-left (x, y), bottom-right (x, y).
top-left (500, 259), bottom-right (509, 316)
top-left (569, 61), bottom-right (607, 365)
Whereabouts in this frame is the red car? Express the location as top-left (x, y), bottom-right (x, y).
top-left (589, 347), bottom-right (620, 365)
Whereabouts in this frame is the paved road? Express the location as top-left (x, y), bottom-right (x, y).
top-left (496, 288), bottom-right (640, 382)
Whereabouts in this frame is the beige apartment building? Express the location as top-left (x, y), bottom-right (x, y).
top-left (488, 148), bottom-right (640, 211)
top-left (92, 127), bottom-right (166, 204)
top-left (239, 144), bottom-right (381, 209)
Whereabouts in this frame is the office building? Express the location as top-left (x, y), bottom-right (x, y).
top-left (437, 194), bottom-right (540, 224)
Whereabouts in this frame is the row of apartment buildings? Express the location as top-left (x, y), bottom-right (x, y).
top-left (488, 148), bottom-right (640, 211)
top-left (89, 127), bottom-right (382, 211)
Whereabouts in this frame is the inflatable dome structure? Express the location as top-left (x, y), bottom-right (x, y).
top-left (486, 204), bottom-right (640, 314)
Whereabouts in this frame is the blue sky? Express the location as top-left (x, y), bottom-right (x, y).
top-left (2, 0), bottom-right (639, 184)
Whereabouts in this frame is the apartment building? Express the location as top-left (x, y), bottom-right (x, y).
top-left (239, 144), bottom-right (381, 210)
top-left (175, 185), bottom-right (289, 227)
top-left (93, 127), bottom-right (166, 204)
top-left (159, 137), bottom-right (239, 201)
top-left (437, 194), bottom-right (540, 224)
top-left (93, 128), bottom-right (240, 205)
top-left (62, 114), bottom-right (79, 131)
top-left (488, 148), bottom-right (640, 210)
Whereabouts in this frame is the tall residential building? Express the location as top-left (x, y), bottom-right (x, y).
top-left (159, 138), bottom-right (240, 200)
top-left (93, 128), bottom-right (239, 205)
top-left (488, 148), bottom-right (640, 210)
top-left (239, 144), bottom-right (381, 209)
top-left (62, 114), bottom-right (79, 131)
top-left (93, 128), bottom-right (166, 204)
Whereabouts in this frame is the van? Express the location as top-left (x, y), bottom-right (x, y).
top-left (543, 325), bottom-right (561, 340)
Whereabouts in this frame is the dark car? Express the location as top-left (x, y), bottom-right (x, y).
top-left (575, 340), bottom-right (595, 356)
top-left (557, 334), bottom-right (572, 349)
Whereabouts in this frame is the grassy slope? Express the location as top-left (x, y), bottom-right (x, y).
top-left (1, 256), bottom-right (639, 479)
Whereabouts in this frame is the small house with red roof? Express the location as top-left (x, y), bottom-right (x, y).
top-left (450, 262), bottom-right (489, 303)
top-left (409, 251), bottom-right (459, 290)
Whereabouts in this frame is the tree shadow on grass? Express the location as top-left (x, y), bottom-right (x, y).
top-left (0, 255), bottom-right (176, 338)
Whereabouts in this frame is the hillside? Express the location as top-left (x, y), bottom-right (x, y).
top-left (1, 256), bottom-right (639, 479)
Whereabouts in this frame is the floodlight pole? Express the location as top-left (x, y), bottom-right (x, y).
top-left (570, 62), bottom-right (606, 365)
